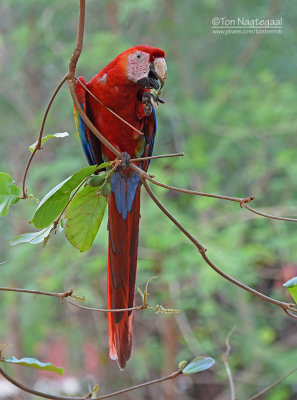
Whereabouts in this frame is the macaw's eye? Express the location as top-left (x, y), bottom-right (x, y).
top-left (136, 53), bottom-right (141, 59)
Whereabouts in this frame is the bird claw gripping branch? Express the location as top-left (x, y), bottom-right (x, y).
top-left (142, 92), bottom-right (165, 115)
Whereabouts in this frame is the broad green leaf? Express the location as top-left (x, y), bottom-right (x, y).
top-left (65, 185), bottom-right (107, 252)
top-left (10, 225), bottom-right (54, 246)
top-left (29, 132), bottom-right (69, 152)
top-left (182, 356), bottom-right (215, 375)
top-left (0, 172), bottom-right (21, 217)
top-left (3, 357), bottom-right (63, 375)
top-left (31, 165), bottom-right (98, 229)
top-left (283, 277), bottom-right (297, 304)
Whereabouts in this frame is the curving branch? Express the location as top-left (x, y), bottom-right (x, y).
top-left (65, 299), bottom-right (145, 313)
top-left (0, 285), bottom-right (145, 313)
top-left (248, 365), bottom-right (297, 400)
top-left (144, 175), bottom-right (297, 223)
top-left (0, 364), bottom-right (181, 400)
top-left (145, 175), bottom-right (255, 204)
top-left (241, 201), bottom-right (297, 223)
top-left (22, 74), bottom-right (68, 199)
top-left (0, 287), bottom-right (73, 299)
top-left (0, 285), bottom-right (166, 314)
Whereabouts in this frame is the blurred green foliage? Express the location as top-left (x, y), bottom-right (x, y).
top-left (1, 0), bottom-right (297, 399)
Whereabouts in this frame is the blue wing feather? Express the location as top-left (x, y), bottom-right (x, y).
top-left (77, 104), bottom-right (96, 165)
top-left (74, 77), bottom-right (97, 166)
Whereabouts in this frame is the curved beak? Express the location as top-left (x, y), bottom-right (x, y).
top-left (137, 57), bottom-right (167, 90)
top-left (151, 57), bottom-right (167, 90)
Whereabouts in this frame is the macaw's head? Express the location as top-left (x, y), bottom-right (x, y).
top-left (123, 45), bottom-right (167, 90)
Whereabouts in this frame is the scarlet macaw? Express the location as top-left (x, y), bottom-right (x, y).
top-left (73, 46), bottom-right (167, 369)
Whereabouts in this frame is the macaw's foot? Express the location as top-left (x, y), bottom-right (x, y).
top-left (120, 152), bottom-right (130, 169)
top-left (142, 92), bottom-right (165, 115)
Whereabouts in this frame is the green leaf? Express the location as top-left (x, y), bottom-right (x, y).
top-left (10, 225), bottom-right (54, 246)
top-left (65, 185), bottom-right (107, 252)
top-left (29, 132), bottom-right (69, 152)
top-left (182, 356), bottom-right (215, 375)
top-left (0, 172), bottom-right (21, 217)
top-left (283, 277), bottom-right (297, 304)
top-left (31, 165), bottom-right (98, 229)
top-left (3, 357), bottom-right (63, 375)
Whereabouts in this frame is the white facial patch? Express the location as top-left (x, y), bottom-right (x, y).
top-left (127, 51), bottom-right (150, 83)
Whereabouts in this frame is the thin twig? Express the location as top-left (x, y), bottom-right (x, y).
top-left (248, 365), bottom-right (297, 400)
top-left (222, 327), bottom-right (236, 400)
top-left (145, 175), bottom-right (297, 223)
top-left (0, 364), bottom-right (87, 400)
top-left (0, 364), bottom-right (181, 400)
top-left (22, 74), bottom-right (68, 199)
top-left (129, 152), bottom-right (184, 163)
top-left (145, 175), bottom-right (255, 204)
top-left (0, 286), bottom-right (149, 313)
top-left (242, 202), bottom-right (297, 223)
top-left (65, 299), bottom-right (145, 313)
top-left (68, 0), bottom-right (85, 78)
top-left (284, 308), bottom-right (297, 320)
top-left (0, 287), bottom-right (73, 299)
top-left (93, 370), bottom-right (181, 400)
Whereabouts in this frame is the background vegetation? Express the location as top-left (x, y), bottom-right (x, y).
top-left (1, 0), bottom-right (297, 398)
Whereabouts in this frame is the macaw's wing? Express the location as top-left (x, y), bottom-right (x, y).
top-left (141, 106), bottom-right (157, 172)
top-left (73, 76), bottom-right (103, 166)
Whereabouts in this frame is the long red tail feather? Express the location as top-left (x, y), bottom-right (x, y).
top-left (107, 184), bottom-right (140, 369)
